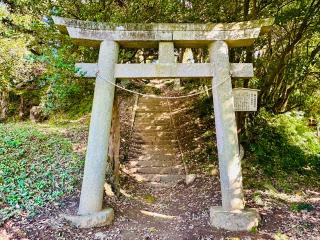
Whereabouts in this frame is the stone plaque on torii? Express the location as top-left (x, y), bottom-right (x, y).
top-left (53, 16), bottom-right (273, 231)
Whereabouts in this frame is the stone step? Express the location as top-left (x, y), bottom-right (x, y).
top-left (135, 116), bottom-right (170, 121)
top-left (132, 141), bottom-right (177, 146)
top-left (146, 181), bottom-right (180, 188)
top-left (135, 119), bottom-right (171, 124)
top-left (136, 106), bottom-right (169, 110)
top-left (134, 123), bottom-right (171, 128)
top-left (128, 166), bottom-right (184, 174)
top-left (133, 130), bottom-right (174, 135)
top-left (135, 108), bottom-right (171, 113)
top-left (135, 122), bottom-right (171, 125)
top-left (135, 118), bottom-right (171, 123)
top-left (131, 140), bottom-right (176, 145)
top-left (137, 103), bottom-right (178, 108)
top-left (134, 134), bottom-right (175, 140)
top-left (136, 103), bottom-right (169, 107)
top-left (132, 173), bottom-right (185, 183)
top-left (136, 105), bottom-right (169, 109)
top-left (129, 150), bottom-right (178, 158)
top-left (125, 96), bottom-right (185, 187)
top-left (128, 154), bottom-right (180, 161)
top-left (137, 99), bottom-right (178, 106)
top-left (136, 111), bottom-right (170, 116)
top-left (133, 125), bottom-right (172, 131)
top-left (128, 151), bottom-right (179, 159)
top-left (133, 154), bottom-right (178, 162)
top-left (138, 98), bottom-right (168, 104)
top-left (131, 144), bottom-right (178, 152)
top-left (128, 159), bottom-right (179, 167)
top-left (132, 138), bottom-right (177, 144)
top-left (135, 110), bottom-right (170, 114)
top-left (136, 105), bottom-right (169, 110)
top-left (133, 126), bottom-right (172, 132)
top-left (135, 115), bottom-right (171, 121)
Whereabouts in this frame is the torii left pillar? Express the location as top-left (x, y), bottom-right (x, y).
top-left (63, 40), bottom-right (118, 228)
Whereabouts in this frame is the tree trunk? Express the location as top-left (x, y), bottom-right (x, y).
top-left (243, 0), bottom-right (250, 20)
top-left (0, 90), bottom-right (9, 121)
top-left (107, 95), bottom-right (121, 196)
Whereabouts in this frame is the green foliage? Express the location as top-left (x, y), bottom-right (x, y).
top-left (0, 6), bottom-right (44, 93)
top-left (192, 95), bottom-right (214, 118)
top-left (143, 194), bottom-right (157, 204)
top-left (179, 95), bottom-right (217, 171)
top-left (244, 110), bottom-right (320, 191)
top-left (249, 226), bottom-right (258, 234)
top-left (255, 0), bottom-right (320, 113)
top-left (290, 202), bottom-right (314, 212)
top-left (0, 123), bottom-right (84, 223)
top-left (1, 0), bottom-right (319, 119)
top-left (0, 3), bottom-right (95, 119)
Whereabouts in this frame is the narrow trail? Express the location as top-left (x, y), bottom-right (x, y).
top-left (105, 177), bottom-right (223, 240)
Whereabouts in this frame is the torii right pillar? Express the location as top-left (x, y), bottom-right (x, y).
top-left (209, 40), bottom-right (259, 231)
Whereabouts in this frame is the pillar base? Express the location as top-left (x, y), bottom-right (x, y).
top-left (63, 208), bottom-right (114, 228)
top-left (209, 206), bottom-right (260, 231)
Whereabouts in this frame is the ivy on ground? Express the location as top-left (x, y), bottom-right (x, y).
top-left (0, 123), bottom-right (84, 223)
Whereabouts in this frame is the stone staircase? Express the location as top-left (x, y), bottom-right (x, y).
top-left (125, 97), bottom-right (185, 187)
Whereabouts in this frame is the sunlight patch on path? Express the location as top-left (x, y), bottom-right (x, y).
top-left (140, 210), bottom-right (177, 220)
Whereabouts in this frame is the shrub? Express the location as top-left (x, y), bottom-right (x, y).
top-left (244, 110), bottom-right (320, 191)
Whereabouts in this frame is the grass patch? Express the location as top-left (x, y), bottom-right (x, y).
top-left (290, 202), bottom-right (314, 212)
top-left (0, 122), bottom-right (84, 223)
top-left (143, 193), bottom-right (157, 204)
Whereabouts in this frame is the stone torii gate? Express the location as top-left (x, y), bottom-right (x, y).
top-left (53, 17), bottom-right (273, 231)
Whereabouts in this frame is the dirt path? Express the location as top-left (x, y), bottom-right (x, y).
top-left (2, 174), bottom-right (319, 240)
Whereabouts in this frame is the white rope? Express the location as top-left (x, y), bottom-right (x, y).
top-left (96, 73), bottom-right (225, 99)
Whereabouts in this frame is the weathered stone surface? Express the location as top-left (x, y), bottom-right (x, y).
top-left (53, 16), bottom-right (274, 48)
top-left (158, 42), bottom-right (175, 63)
top-left (129, 159), bottom-right (177, 167)
top-left (185, 174), bottom-right (197, 185)
top-left (76, 63), bottom-right (98, 77)
top-left (209, 207), bottom-right (260, 231)
top-left (158, 41), bottom-right (180, 89)
top-left (63, 208), bottom-right (114, 228)
top-left (67, 27), bottom-right (172, 45)
top-left (129, 166), bottom-right (183, 174)
top-left (53, 16), bottom-right (274, 32)
top-left (209, 41), bottom-right (245, 211)
top-left (78, 41), bottom-right (119, 215)
top-left (75, 62), bottom-right (253, 79)
top-left (172, 28), bottom-right (261, 44)
top-left (116, 63), bottom-right (212, 78)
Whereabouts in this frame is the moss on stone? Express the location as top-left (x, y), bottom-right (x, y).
top-left (53, 16), bottom-right (274, 32)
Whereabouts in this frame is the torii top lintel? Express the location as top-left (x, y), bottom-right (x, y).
top-left (53, 16), bottom-right (273, 48)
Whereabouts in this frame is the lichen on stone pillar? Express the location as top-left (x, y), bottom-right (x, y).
top-left (64, 40), bottom-right (119, 228)
top-left (208, 40), bottom-right (259, 231)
